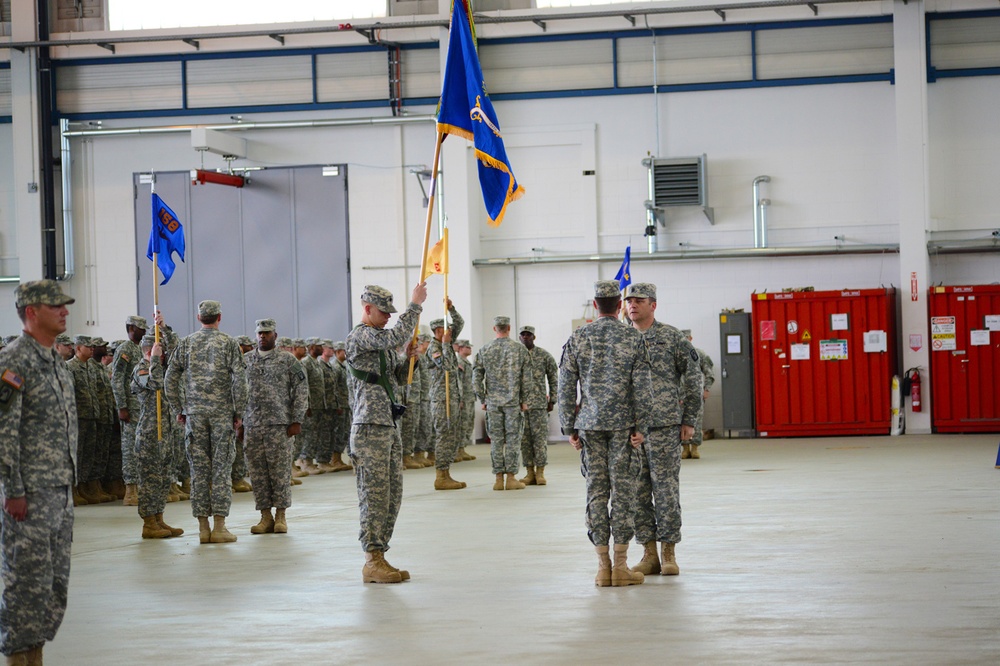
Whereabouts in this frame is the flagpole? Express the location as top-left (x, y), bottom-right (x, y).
top-left (408, 131), bottom-right (445, 386)
top-left (444, 267), bottom-right (451, 423)
top-left (151, 175), bottom-right (163, 442)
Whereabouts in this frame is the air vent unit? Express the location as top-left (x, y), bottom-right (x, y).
top-left (643, 155), bottom-right (713, 224)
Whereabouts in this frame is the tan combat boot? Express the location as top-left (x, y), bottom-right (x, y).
top-left (156, 513), bottom-right (184, 537)
top-left (122, 484), bottom-right (139, 506)
top-left (26, 644), bottom-right (43, 666)
top-left (493, 473), bottom-right (505, 491)
top-left (108, 479), bottom-right (127, 500)
top-left (293, 459), bottom-right (312, 476)
top-left (198, 517), bottom-right (211, 544)
top-left (458, 446), bottom-right (475, 461)
top-left (402, 455), bottom-right (422, 470)
top-left (251, 510), bottom-right (274, 534)
top-left (594, 546), bottom-right (612, 587)
top-left (505, 473), bottom-right (525, 490)
top-left (94, 480), bottom-right (117, 502)
top-left (141, 515), bottom-right (171, 539)
top-left (170, 482), bottom-right (190, 501)
top-left (434, 468), bottom-right (466, 490)
top-left (382, 552), bottom-right (410, 581)
top-left (362, 550), bottom-right (402, 584)
top-left (210, 515), bottom-right (237, 543)
top-left (77, 481), bottom-right (101, 504)
top-left (681, 444), bottom-right (691, 459)
top-left (290, 477), bottom-right (303, 486)
top-left (166, 485), bottom-right (181, 503)
top-left (535, 466), bottom-right (547, 486)
top-left (274, 509), bottom-right (287, 534)
top-left (631, 541), bottom-right (661, 576)
top-left (180, 478), bottom-right (192, 495)
top-left (331, 452), bottom-right (352, 472)
top-left (690, 444), bottom-right (701, 459)
top-left (426, 451), bottom-right (436, 464)
top-left (660, 542), bottom-right (680, 575)
top-left (611, 544), bottom-right (644, 586)
top-left (72, 486), bottom-right (89, 506)
top-left (519, 466), bottom-right (537, 486)
top-left (232, 478), bottom-right (253, 492)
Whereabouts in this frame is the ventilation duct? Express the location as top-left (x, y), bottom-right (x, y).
top-left (643, 155), bottom-right (713, 224)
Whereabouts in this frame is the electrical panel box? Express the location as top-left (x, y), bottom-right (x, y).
top-left (928, 285), bottom-right (1000, 433)
top-left (751, 288), bottom-right (897, 437)
top-left (719, 310), bottom-right (755, 436)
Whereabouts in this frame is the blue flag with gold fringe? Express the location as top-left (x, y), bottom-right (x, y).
top-left (147, 193), bottom-right (186, 285)
top-left (437, 0), bottom-right (524, 227)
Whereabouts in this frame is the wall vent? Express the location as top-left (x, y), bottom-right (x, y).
top-left (643, 155), bottom-right (713, 224)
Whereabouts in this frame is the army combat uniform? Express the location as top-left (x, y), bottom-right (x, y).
top-left (688, 345), bottom-right (714, 449)
top-left (111, 318), bottom-right (146, 487)
top-left (426, 307), bottom-right (464, 471)
top-left (131, 352), bottom-right (173, 520)
top-left (519, 326), bottom-right (558, 473)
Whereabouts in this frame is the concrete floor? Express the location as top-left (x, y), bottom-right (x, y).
top-left (48, 434), bottom-right (1000, 665)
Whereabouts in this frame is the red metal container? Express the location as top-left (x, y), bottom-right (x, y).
top-left (752, 288), bottom-right (898, 437)
top-left (928, 285), bottom-right (1000, 433)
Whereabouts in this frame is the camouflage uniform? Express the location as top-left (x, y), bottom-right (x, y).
top-left (557, 282), bottom-right (653, 547)
top-left (244, 333), bottom-right (308, 511)
top-left (0, 282), bottom-right (77, 658)
top-left (298, 346), bottom-right (327, 463)
top-left (427, 308), bottom-right (464, 468)
top-left (689, 346), bottom-right (715, 447)
top-left (630, 312), bottom-right (703, 545)
top-left (345, 286), bottom-right (421, 553)
top-left (111, 318), bottom-right (146, 486)
top-left (88, 348), bottom-right (117, 486)
top-left (331, 343), bottom-right (351, 455)
top-left (67, 337), bottom-right (97, 487)
top-left (519, 329), bottom-right (558, 469)
top-left (131, 354), bottom-right (172, 518)
top-left (474, 317), bottom-right (530, 475)
top-left (164, 302), bottom-right (247, 519)
top-left (399, 346), bottom-right (423, 458)
top-left (317, 348), bottom-right (340, 465)
top-left (415, 346), bottom-right (432, 455)
top-left (456, 342), bottom-right (475, 449)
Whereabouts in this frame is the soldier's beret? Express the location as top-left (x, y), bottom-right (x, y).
top-left (127, 315), bottom-right (149, 329)
top-left (519, 325), bottom-right (535, 335)
top-left (493, 316), bottom-right (510, 327)
top-left (198, 300), bottom-right (222, 317)
top-left (625, 283), bottom-right (657, 301)
top-left (360, 285), bottom-right (397, 314)
top-left (594, 280), bottom-right (621, 299)
top-left (428, 319), bottom-right (445, 330)
top-left (15, 280), bottom-right (75, 308)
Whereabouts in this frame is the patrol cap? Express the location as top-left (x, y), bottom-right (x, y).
top-left (493, 316), bottom-right (510, 327)
top-left (87, 336), bottom-right (108, 347)
top-left (594, 280), bottom-right (621, 299)
top-left (235, 335), bottom-right (254, 347)
top-left (428, 319), bottom-right (445, 330)
top-left (255, 318), bottom-right (277, 333)
top-left (417, 333), bottom-right (431, 343)
top-left (198, 300), bottom-right (222, 317)
top-left (321, 339), bottom-right (335, 348)
top-left (109, 339), bottom-right (125, 352)
top-left (277, 336), bottom-right (293, 348)
top-left (127, 315), bottom-right (149, 329)
top-left (73, 334), bottom-right (92, 346)
top-left (625, 283), bottom-right (657, 301)
top-left (305, 337), bottom-right (322, 347)
top-left (15, 279), bottom-right (75, 308)
top-left (140, 332), bottom-right (158, 347)
top-left (682, 329), bottom-right (692, 337)
top-left (333, 341), bottom-right (345, 351)
top-left (360, 285), bottom-right (397, 314)
top-left (291, 338), bottom-right (306, 348)
top-left (456, 339), bottom-right (472, 348)
top-left (519, 325), bottom-right (535, 335)
top-left (56, 333), bottom-right (73, 346)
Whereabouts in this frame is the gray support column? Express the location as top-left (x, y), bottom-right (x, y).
top-left (894, 0), bottom-right (932, 433)
top-left (9, 0), bottom-right (45, 281)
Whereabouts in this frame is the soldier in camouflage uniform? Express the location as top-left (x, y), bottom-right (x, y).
top-left (321, 340), bottom-right (351, 472)
top-left (67, 336), bottom-right (112, 506)
top-left (517, 325), bottom-right (558, 486)
top-left (411, 334), bottom-right (434, 467)
top-left (426, 304), bottom-right (467, 490)
top-left (683, 330), bottom-right (715, 460)
top-left (474, 315), bottom-right (530, 491)
top-left (112, 315), bottom-right (148, 506)
top-left (165, 300), bottom-right (247, 544)
top-left (625, 284), bottom-right (703, 576)
top-left (0, 281), bottom-right (77, 664)
top-left (346, 283), bottom-right (426, 584)
top-left (244, 319), bottom-right (309, 535)
top-left (231, 333), bottom-right (255, 494)
top-left (332, 342), bottom-right (353, 468)
top-left (89, 337), bottom-right (121, 502)
top-left (132, 333), bottom-right (184, 539)
top-left (454, 339), bottom-right (477, 462)
top-left (399, 339), bottom-right (424, 470)
top-left (558, 280), bottom-right (653, 587)
top-left (54, 333), bottom-right (74, 361)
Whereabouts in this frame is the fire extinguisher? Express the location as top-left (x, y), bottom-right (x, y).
top-left (908, 368), bottom-right (922, 412)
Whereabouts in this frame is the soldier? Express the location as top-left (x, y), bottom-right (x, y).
top-left (454, 339), bottom-right (476, 462)
top-left (399, 339), bottom-right (424, 470)
top-left (345, 282), bottom-right (426, 584)
top-left (558, 280), bottom-right (653, 587)
top-left (112, 315), bottom-right (149, 507)
top-left (625, 284), bottom-right (703, 577)
top-left (164, 300), bottom-right (247, 544)
top-left (243, 319), bottom-right (308, 535)
top-left (54, 333), bottom-right (74, 361)
top-left (89, 337), bottom-right (122, 502)
top-left (473, 315), bottom-right (530, 491)
top-left (235, 335), bottom-right (254, 354)
top-left (0, 280), bottom-right (77, 664)
top-left (132, 333), bottom-right (184, 539)
top-left (289, 338), bottom-right (323, 475)
top-left (230, 334), bottom-right (256, 494)
top-left (517, 325), bottom-right (558, 486)
top-left (412, 334), bottom-right (434, 467)
top-left (67, 336), bottom-right (113, 506)
top-left (683, 330), bottom-right (715, 460)
top-left (426, 303), bottom-right (467, 490)
top-left (320, 340), bottom-right (351, 472)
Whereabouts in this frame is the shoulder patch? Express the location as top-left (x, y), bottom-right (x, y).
top-left (2, 369), bottom-right (24, 390)
top-left (690, 349), bottom-right (700, 362)
top-left (0, 384), bottom-right (12, 409)
top-left (432, 352), bottom-right (442, 359)
top-left (120, 353), bottom-right (130, 362)
top-left (138, 369), bottom-right (149, 376)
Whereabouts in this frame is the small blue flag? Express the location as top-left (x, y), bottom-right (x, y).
top-left (614, 246), bottom-right (632, 292)
top-left (147, 193), bottom-right (185, 285)
top-left (437, 0), bottom-right (524, 227)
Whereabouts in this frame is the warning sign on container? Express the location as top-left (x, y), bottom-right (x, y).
top-left (819, 339), bottom-right (848, 361)
top-left (930, 316), bottom-right (956, 351)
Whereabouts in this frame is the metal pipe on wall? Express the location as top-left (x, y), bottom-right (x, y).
top-left (59, 119), bottom-right (76, 281)
top-left (753, 175), bottom-right (770, 249)
top-left (61, 114), bottom-right (436, 138)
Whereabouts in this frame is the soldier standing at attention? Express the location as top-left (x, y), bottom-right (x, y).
top-left (165, 300), bottom-right (247, 544)
top-left (243, 319), bottom-right (308, 535)
top-left (426, 303), bottom-right (466, 490)
top-left (89, 337), bottom-right (121, 502)
top-left (0, 280), bottom-right (78, 665)
top-left (321, 340), bottom-right (352, 472)
top-left (54, 334), bottom-right (74, 361)
top-left (346, 282), bottom-right (426, 584)
top-left (67, 336), bottom-right (113, 506)
top-left (474, 316), bottom-right (530, 491)
top-left (454, 339), bottom-right (476, 462)
top-left (413, 334), bottom-right (434, 467)
top-left (517, 325), bottom-right (558, 487)
top-left (682, 330), bottom-right (715, 460)
top-left (558, 280), bottom-right (653, 587)
top-left (625, 284), bottom-right (703, 577)
top-left (112, 315), bottom-right (149, 507)
top-left (131, 333), bottom-right (184, 539)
